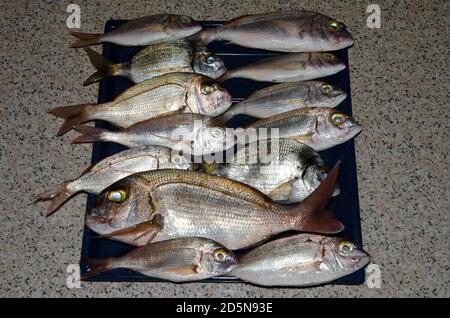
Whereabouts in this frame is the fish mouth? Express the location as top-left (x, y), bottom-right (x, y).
top-left (86, 214), bottom-right (111, 224)
top-left (351, 251), bottom-right (371, 270)
top-left (332, 93), bottom-right (347, 107)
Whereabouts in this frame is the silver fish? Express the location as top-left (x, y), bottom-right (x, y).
top-left (85, 164), bottom-right (343, 249)
top-left (231, 234), bottom-right (370, 287)
top-left (33, 146), bottom-right (191, 216)
top-left (83, 40), bottom-right (226, 85)
top-left (199, 139), bottom-right (340, 203)
top-left (71, 113), bottom-right (234, 156)
top-left (49, 72), bottom-right (233, 135)
top-left (82, 237), bottom-right (239, 282)
top-left (218, 81), bottom-right (346, 123)
top-left (70, 14), bottom-right (201, 47)
top-left (247, 108), bottom-right (362, 151)
top-left (218, 53), bottom-right (345, 83)
top-left (196, 11), bottom-right (353, 52)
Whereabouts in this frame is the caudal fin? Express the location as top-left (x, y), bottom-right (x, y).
top-left (294, 163), bottom-right (344, 234)
top-left (70, 31), bottom-right (101, 48)
top-left (83, 48), bottom-right (124, 86)
top-left (33, 181), bottom-right (75, 216)
top-left (71, 125), bottom-right (110, 144)
top-left (48, 104), bottom-right (94, 135)
top-left (81, 258), bottom-right (115, 280)
top-left (216, 71), bottom-right (233, 83)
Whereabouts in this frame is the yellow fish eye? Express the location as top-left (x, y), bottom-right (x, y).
top-left (321, 84), bottom-right (334, 94)
top-left (330, 112), bottom-right (346, 126)
top-left (322, 53), bottom-right (335, 61)
top-left (213, 249), bottom-right (228, 262)
top-left (107, 189), bottom-right (127, 203)
top-left (201, 83), bottom-right (217, 95)
top-left (327, 20), bottom-right (341, 32)
top-left (338, 241), bottom-right (354, 254)
top-left (180, 16), bottom-right (191, 24)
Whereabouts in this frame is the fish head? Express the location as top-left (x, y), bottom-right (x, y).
top-left (321, 237), bottom-right (371, 274)
top-left (313, 109), bottom-right (362, 149)
top-left (314, 15), bottom-right (354, 50)
top-left (86, 176), bottom-right (153, 237)
top-left (166, 15), bottom-right (202, 38)
top-left (199, 239), bottom-right (240, 275)
top-left (186, 76), bottom-right (233, 117)
top-left (192, 121), bottom-right (235, 155)
top-left (192, 47), bottom-right (227, 79)
top-left (311, 81), bottom-right (347, 108)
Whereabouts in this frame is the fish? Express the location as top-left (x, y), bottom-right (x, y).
top-left (195, 11), bottom-right (353, 52)
top-left (71, 113), bottom-right (235, 156)
top-left (82, 237), bottom-right (239, 282)
top-left (217, 53), bottom-right (345, 83)
top-left (70, 14), bottom-right (201, 48)
top-left (85, 164), bottom-right (344, 250)
top-left (247, 107), bottom-right (362, 151)
top-left (83, 40), bottom-right (227, 86)
top-left (198, 139), bottom-right (340, 203)
top-left (49, 72), bottom-right (233, 135)
top-left (33, 146), bottom-right (191, 216)
top-left (218, 81), bottom-right (347, 123)
top-left (231, 234), bottom-right (370, 287)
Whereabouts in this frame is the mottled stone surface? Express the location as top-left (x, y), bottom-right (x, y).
top-left (0, 0), bottom-right (448, 297)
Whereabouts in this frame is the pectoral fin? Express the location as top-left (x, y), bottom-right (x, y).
top-left (163, 265), bottom-right (200, 275)
top-left (268, 180), bottom-right (295, 201)
top-left (289, 132), bottom-right (314, 142)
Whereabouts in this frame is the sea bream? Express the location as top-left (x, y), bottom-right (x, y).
top-left (82, 237), bottom-right (239, 282)
top-left (33, 146), bottom-right (191, 216)
top-left (231, 234), bottom-right (370, 287)
top-left (195, 11), bottom-right (353, 52)
top-left (70, 14), bottom-right (201, 47)
top-left (83, 40), bottom-right (226, 85)
top-left (218, 53), bottom-right (345, 83)
top-left (49, 72), bottom-right (232, 135)
top-left (85, 164), bottom-right (344, 250)
top-left (218, 81), bottom-right (346, 123)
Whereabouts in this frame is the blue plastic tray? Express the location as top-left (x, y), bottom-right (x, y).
top-left (80, 20), bottom-right (364, 285)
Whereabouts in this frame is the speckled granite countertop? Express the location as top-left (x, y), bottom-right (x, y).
top-left (0, 0), bottom-right (448, 297)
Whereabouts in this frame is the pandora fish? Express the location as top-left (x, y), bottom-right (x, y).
top-left (231, 234), bottom-right (370, 286)
top-left (85, 164), bottom-right (343, 249)
top-left (195, 11), bottom-right (353, 52)
top-left (219, 81), bottom-right (346, 122)
top-left (33, 146), bottom-right (191, 216)
top-left (82, 237), bottom-right (239, 282)
top-left (83, 40), bottom-right (226, 85)
top-left (218, 53), bottom-right (345, 83)
top-left (49, 72), bottom-right (232, 135)
top-left (71, 14), bottom-right (201, 47)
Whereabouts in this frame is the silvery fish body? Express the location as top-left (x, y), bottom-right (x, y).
top-left (83, 40), bottom-right (227, 85)
top-left (219, 81), bottom-right (346, 122)
top-left (86, 166), bottom-right (344, 249)
top-left (231, 234), bottom-right (370, 287)
top-left (83, 237), bottom-right (239, 282)
top-left (50, 72), bottom-right (233, 135)
top-left (71, 14), bottom-right (202, 48)
top-left (218, 53), bottom-right (345, 83)
top-left (196, 11), bottom-right (353, 52)
top-left (33, 146), bottom-right (191, 216)
top-left (200, 139), bottom-right (339, 203)
top-left (248, 108), bottom-right (361, 151)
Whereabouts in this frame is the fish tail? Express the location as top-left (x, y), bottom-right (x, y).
top-left (216, 105), bottom-right (237, 123)
top-left (70, 31), bottom-right (101, 48)
top-left (293, 163), bottom-right (344, 234)
top-left (83, 48), bottom-right (125, 86)
top-left (189, 29), bottom-right (215, 46)
top-left (81, 258), bottom-right (115, 280)
top-left (71, 125), bottom-right (111, 144)
top-left (32, 180), bottom-right (75, 216)
top-left (48, 104), bottom-right (95, 135)
top-left (216, 71), bottom-right (232, 83)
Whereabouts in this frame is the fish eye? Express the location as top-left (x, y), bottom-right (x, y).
top-left (205, 55), bottom-right (216, 64)
top-left (322, 53), bottom-right (335, 61)
top-left (107, 189), bottom-right (127, 203)
top-left (321, 84), bottom-right (334, 94)
top-left (201, 83), bottom-right (217, 95)
top-left (338, 241), bottom-right (354, 254)
top-left (330, 113), bottom-right (347, 126)
top-left (180, 16), bottom-right (192, 24)
top-left (213, 249), bottom-right (228, 262)
top-left (326, 20), bottom-right (341, 32)
top-left (210, 128), bottom-right (224, 138)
